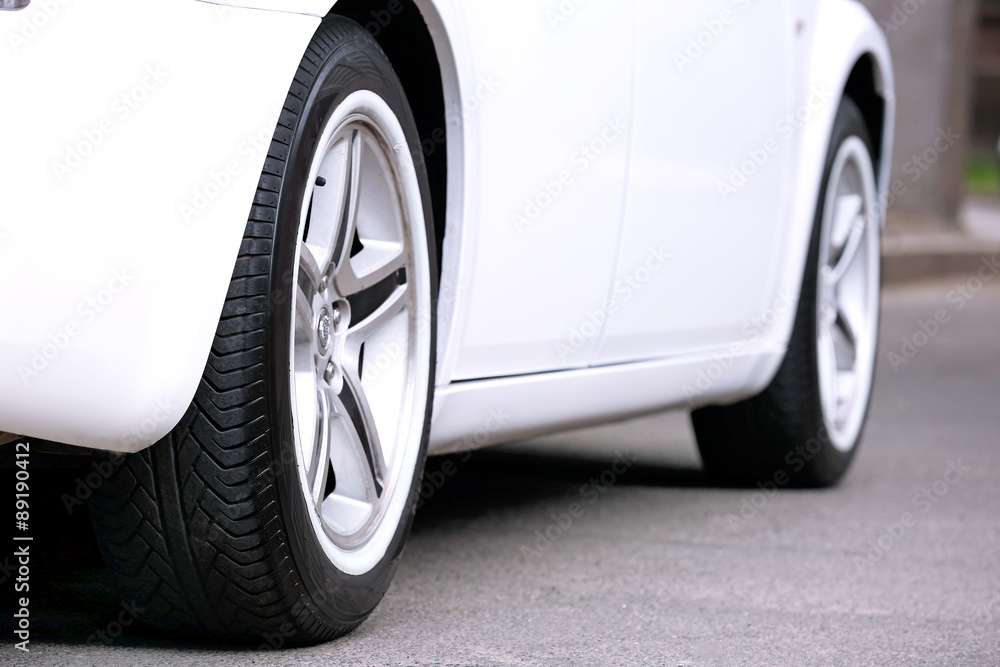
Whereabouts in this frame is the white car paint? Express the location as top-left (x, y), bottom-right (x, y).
top-left (597, 0), bottom-right (798, 365)
top-left (0, 0), bottom-right (321, 451)
top-left (0, 0), bottom-right (892, 455)
top-left (431, 0), bottom-right (894, 456)
top-left (440, 1), bottom-right (634, 379)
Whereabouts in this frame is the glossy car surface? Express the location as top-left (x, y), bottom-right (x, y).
top-left (0, 0), bottom-right (893, 455)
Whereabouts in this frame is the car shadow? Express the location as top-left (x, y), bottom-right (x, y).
top-left (0, 442), bottom-right (729, 651)
top-left (412, 446), bottom-right (712, 533)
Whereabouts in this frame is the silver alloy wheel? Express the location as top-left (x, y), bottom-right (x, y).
top-left (815, 135), bottom-right (880, 452)
top-left (290, 91), bottom-right (432, 575)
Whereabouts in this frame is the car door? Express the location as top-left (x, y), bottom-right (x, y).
top-left (445, 0), bottom-right (634, 380)
top-left (594, 0), bottom-right (798, 366)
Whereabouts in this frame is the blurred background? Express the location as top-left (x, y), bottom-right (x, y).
top-left (861, 0), bottom-right (1000, 281)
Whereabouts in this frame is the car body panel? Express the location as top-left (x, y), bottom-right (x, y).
top-left (594, 0), bottom-right (796, 365)
top-left (439, 1), bottom-right (633, 380)
top-left (429, 0), bottom-right (895, 454)
top-left (0, 0), bottom-right (893, 454)
top-left (0, 0), bottom-right (319, 450)
top-left (429, 344), bottom-right (785, 456)
top-left (196, 0), bottom-right (331, 16)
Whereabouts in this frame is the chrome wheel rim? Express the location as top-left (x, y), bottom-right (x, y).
top-left (815, 136), bottom-right (880, 452)
top-left (290, 91), bottom-right (431, 574)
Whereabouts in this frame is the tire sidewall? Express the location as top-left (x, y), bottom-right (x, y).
top-left (265, 21), bottom-right (437, 625)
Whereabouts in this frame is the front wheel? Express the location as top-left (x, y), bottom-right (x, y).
top-left (692, 97), bottom-right (880, 487)
top-left (90, 16), bottom-right (436, 645)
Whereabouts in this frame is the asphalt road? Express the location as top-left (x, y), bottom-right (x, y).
top-left (3, 275), bottom-right (999, 666)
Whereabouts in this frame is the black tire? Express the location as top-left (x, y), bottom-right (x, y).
top-left (89, 16), bottom-right (436, 645)
top-left (691, 97), bottom-right (879, 488)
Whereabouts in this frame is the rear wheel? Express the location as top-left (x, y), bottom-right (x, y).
top-left (89, 16), bottom-right (436, 645)
top-left (692, 97), bottom-right (880, 487)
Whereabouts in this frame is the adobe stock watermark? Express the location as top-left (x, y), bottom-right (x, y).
top-left (178, 110), bottom-right (281, 224)
top-left (257, 568), bottom-right (352, 649)
top-left (17, 269), bottom-right (135, 386)
top-left (208, 0), bottom-right (248, 21)
top-left (717, 84), bottom-right (833, 201)
top-left (7, 0), bottom-right (71, 53)
top-left (982, 590), bottom-right (1000, 623)
top-left (879, 0), bottom-right (931, 34)
top-left (217, 0), bottom-right (408, 31)
top-left (725, 424), bottom-right (834, 531)
top-left (887, 254), bottom-right (999, 372)
top-left (556, 245), bottom-right (672, 361)
top-left (361, 0), bottom-right (403, 37)
top-left (403, 73), bottom-right (502, 177)
top-left (51, 66), bottom-right (168, 181)
top-left (60, 398), bottom-right (179, 515)
top-left (901, 126), bottom-right (960, 182)
top-left (863, 127), bottom-right (960, 223)
top-left (520, 450), bottom-right (637, 559)
top-left (86, 600), bottom-right (143, 646)
top-left (362, 277), bottom-right (466, 384)
top-left (513, 117), bottom-right (628, 233)
top-left (841, 126), bottom-right (960, 264)
top-left (682, 289), bottom-right (795, 406)
top-left (853, 460), bottom-right (970, 574)
top-left (672, 0), bottom-right (753, 74)
top-left (545, 0), bottom-right (591, 31)
top-left (834, 127), bottom-right (961, 252)
top-left (414, 407), bottom-right (511, 509)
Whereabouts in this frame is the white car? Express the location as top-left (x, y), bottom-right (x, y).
top-left (0, 0), bottom-right (893, 645)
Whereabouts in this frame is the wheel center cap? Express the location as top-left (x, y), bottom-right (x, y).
top-left (318, 308), bottom-right (333, 353)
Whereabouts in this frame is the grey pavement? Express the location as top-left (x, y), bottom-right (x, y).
top-left (2, 274), bottom-right (999, 666)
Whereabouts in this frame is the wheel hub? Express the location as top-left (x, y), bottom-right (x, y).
top-left (317, 307), bottom-right (334, 353)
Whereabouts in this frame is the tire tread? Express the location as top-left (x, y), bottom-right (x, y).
top-left (86, 17), bottom-right (393, 645)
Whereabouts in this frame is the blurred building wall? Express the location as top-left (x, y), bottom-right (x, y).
top-left (859, 0), bottom-right (979, 224)
top-left (971, 2), bottom-right (1000, 153)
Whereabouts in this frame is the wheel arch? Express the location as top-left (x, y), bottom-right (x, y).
top-left (323, 0), bottom-right (469, 389)
top-left (844, 53), bottom-right (889, 185)
top-left (327, 0), bottom-right (450, 276)
top-left (741, 0), bottom-right (895, 398)
top-left (206, 0), bottom-right (470, 387)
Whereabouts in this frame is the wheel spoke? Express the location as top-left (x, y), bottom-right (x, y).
top-left (295, 301), bottom-right (318, 367)
top-left (298, 243), bottom-right (325, 297)
top-left (350, 269), bottom-right (406, 327)
top-left (304, 133), bottom-right (357, 271)
top-left (830, 192), bottom-right (862, 252)
top-left (320, 493), bottom-right (374, 539)
top-left (345, 282), bottom-right (410, 356)
top-left (307, 388), bottom-right (331, 504)
top-left (837, 369), bottom-right (857, 419)
top-left (335, 238), bottom-right (406, 295)
top-left (324, 386), bottom-right (375, 503)
top-left (836, 304), bottom-right (859, 354)
top-left (828, 223), bottom-right (865, 287)
top-left (330, 130), bottom-right (363, 273)
top-left (817, 325), bottom-right (841, 425)
top-left (340, 373), bottom-right (386, 496)
top-left (295, 244), bottom-right (323, 334)
top-left (293, 364), bottom-right (319, 475)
